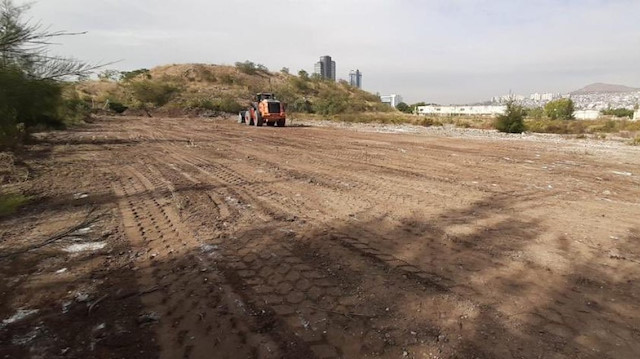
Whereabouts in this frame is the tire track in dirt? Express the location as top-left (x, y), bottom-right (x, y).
top-left (112, 165), bottom-right (306, 358)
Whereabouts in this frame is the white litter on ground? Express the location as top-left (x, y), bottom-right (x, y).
top-left (55, 268), bottom-right (68, 274)
top-left (73, 193), bottom-right (88, 199)
top-left (63, 242), bottom-right (107, 253)
top-left (1, 309), bottom-right (39, 329)
top-left (74, 226), bottom-right (93, 235)
top-left (612, 171), bottom-right (632, 176)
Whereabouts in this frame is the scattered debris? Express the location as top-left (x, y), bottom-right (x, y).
top-left (75, 292), bottom-right (90, 303)
top-left (73, 193), bottom-right (89, 199)
top-left (612, 171), bottom-right (632, 176)
top-left (137, 312), bottom-right (160, 326)
top-left (55, 268), bottom-right (68, 274)
top-left (74, 226), bottom-right (93, 235)
top-left (61, 301), bottom-right (72, 314)
top-left (1, 309), bottom-right (39, 329)
top-left (63, 241), bottom-right (107, 253)
top-left (12, 327), bottom-right (41, 345)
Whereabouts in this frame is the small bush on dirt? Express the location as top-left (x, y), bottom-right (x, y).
top-left (495, 101), bottom-right (526, 133)
top-left (396, 102), bottom-right (411, 113)
top-left (419, 117), bottom-right (443, 127)
top-left (219, 73), bottom-right (234, 85)
top-left (630, 136), bottom-right (640, 146)
top-left (216, 97), bottom-right (243, 113)
top-left (0, 193), bottom-right (29, 217)
top-left (235, 61), bottom-right (268, 75)
top-left (290, 98), bottom-right (313, 113)
top-left (60, 91), bottom-right (92, 125)
top-left (120, 69), bottom-right (151, 82)
top-left (526, 106), bottom-right (545, 119)
top-left (108, 100), bottom-right (128, 114)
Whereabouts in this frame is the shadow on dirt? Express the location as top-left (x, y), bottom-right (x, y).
top-left (2, 174), bottom-right (639, 358)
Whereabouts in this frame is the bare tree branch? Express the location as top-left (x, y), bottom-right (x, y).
top-left (0, 0), bottom-right (103, 80)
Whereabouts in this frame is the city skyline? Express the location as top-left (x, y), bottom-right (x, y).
top-left (16, 0), bottom-right (640, 104)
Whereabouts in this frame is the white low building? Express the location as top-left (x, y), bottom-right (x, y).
top-left (574, 110), bottom-right (600, 120)
top-left (416, 105), bottom-right (506, 116)
top-left (380, 94), bottom-right (403, 107)
top-left (634, 110), bottom-right (639, 121)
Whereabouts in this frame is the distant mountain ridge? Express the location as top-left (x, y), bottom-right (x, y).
top-left (571, 83), bottom-right (640, 94)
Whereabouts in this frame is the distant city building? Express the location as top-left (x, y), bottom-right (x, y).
top-left (634, 109), bottom-right (639, 121)
top-left (493, 92), bottom-right (562, 107)
top-left (417, 105), bottom-right (506, 117)
top-left (349, 69), bottom-right (362, 89)
top-left (380, 94), bottom-right (403, 107)
top-left (314, 55), bottom-right (336, 81)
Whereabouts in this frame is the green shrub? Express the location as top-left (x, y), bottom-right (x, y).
top-left (0, 193), bottom-right (29, 217)
top-left (313, 93), bottom-right (347, 115)
top-left (108, 100), bottom-right (128, 114)
top-left (495, 101), bottom-right (526, 133)
top-left (396, 102), bottom-right (411, 113)
top-left (601, 108), bottom-right (634, 118)
top-left (121, 69), bottom-right (151, 82)
top-left (60, 92), bottom-right (92, 125)
top-left (185, 96), bottom-right (243, 113)
top-left (0, 66), bottom-right (66, 131)
top-left (291, 98), bottom-right (313, 113)
top-left (219, 73), bottom-right (234, 85)
top-left (234, 61), bottom-right (268, 75)
top-left (128, 80), bottom-right (180, 107)
top-left (216, 97), bottom-right (243, 113)
top-left (526, 106), bottom-right (545, 119)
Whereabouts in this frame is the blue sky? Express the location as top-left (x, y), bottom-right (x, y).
top-left (20, 0), bottom-right (640, 103)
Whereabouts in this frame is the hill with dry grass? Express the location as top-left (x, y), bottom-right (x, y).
top-left (73, 63), bottom-right (393, 117)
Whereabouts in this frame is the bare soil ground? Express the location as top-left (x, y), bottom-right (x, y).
top-left (1, 116), bottom-right (639, 359)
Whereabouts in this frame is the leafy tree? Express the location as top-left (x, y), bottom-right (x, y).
top-left (1, 0), bottom-right (97, 149)
top-left (495, 101), bottom-right (526, 133)
top-left (396, 102), bottom-right (411, 113)
top-left (544, 98), bottom-right (575, 120)
top-left (297, 69), bottom-right (309, 80)
top-left (280, 67), bottom-right (289, 74)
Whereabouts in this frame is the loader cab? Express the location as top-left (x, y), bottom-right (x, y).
top-left (256, 93), bottom-right (275, 102)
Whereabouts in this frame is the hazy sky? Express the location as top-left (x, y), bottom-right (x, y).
top-left (20, 0), bottom-right (640, 104)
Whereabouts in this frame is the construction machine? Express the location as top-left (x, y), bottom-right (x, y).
top-left (238, 93), bottom-right (286, 127)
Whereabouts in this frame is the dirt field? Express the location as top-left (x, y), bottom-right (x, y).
top-left (1, 116), bottom-right (639, 359)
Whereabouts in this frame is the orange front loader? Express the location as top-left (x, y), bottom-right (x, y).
top-left (238, 93), bottom-right (286, 127)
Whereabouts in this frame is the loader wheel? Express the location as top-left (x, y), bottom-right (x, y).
top-left (277, 119), bottom-right (286, 127)
top-left (255, 110), bottom-right (264, 127)
top-left (246, 110), bottom-right (254, 126)
top-left (238, 111), bottom-right (246, 124)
